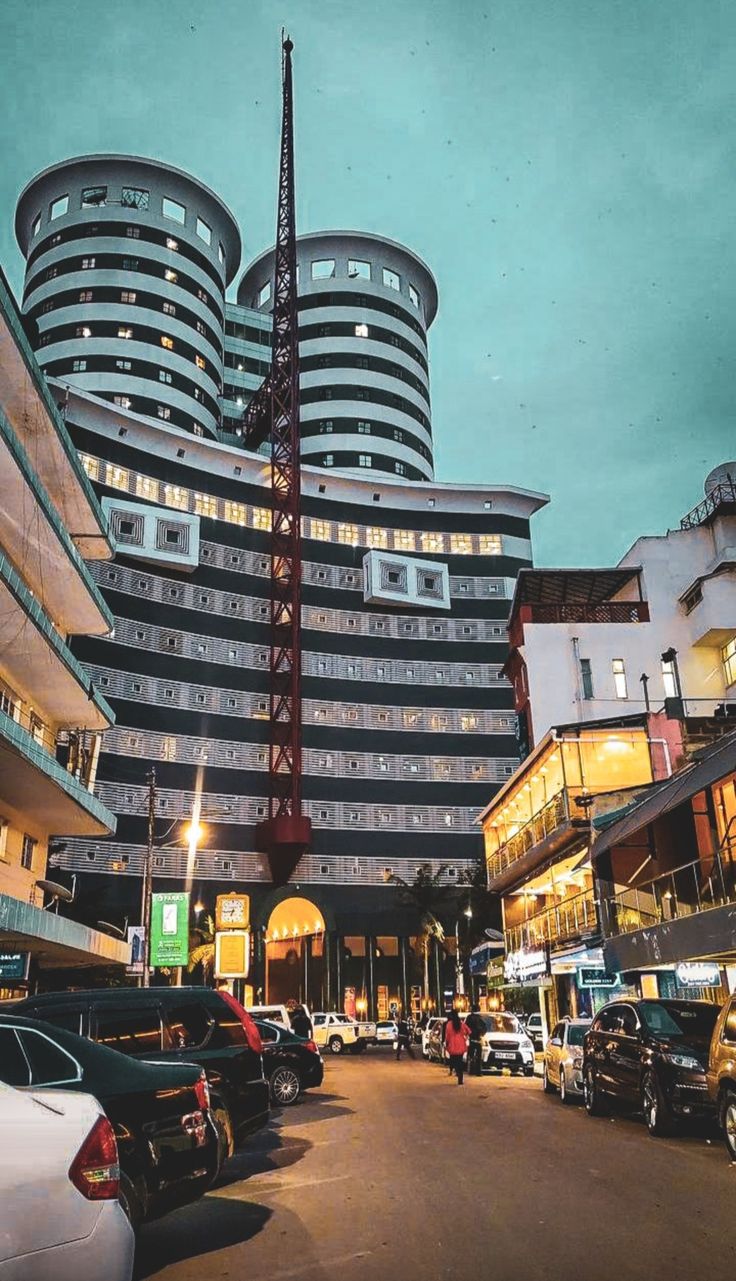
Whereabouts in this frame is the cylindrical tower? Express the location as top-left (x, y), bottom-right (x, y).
top-left (15, 154), bottom-right (241, 440)
top-left (238, 231), bottom-right (438, 480)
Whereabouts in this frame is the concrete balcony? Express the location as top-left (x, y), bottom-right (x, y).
top-left (509, 600), bottom-right (649, 649)
top-left (0, 893), bottom-right (129, 970)
top-left (486, 789), bottom-right (586, 893)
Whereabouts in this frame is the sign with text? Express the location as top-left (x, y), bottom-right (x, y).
top-left (150, 892), bottom-right (190, 968)
top-left (675, 962), bottom-right (721, 988)
top-left (579, 968), bottom-right (619, 989)
top-left (216, 893), bottom-right (250, 932)
top-left (215, 930), bottom-right (250, 979)
top-left (0, 952), bottom-right (30, 983)
top-left (504, 947), bottom-right (549, 985)
top-left (126, 926), bottom-right (145, 975)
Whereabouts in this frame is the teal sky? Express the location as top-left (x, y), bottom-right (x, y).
top-left (3, 0), bottom-right (734, 564)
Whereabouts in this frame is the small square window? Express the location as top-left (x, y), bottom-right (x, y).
top-left (196, 216), bottom-right (212, 245)
top-left (382, 267), bottom-right (400, 291)
top-left (359, 454), bottom-right (372, 468)
top-left (162, 301), bottom-right (176, 316)
top-left (49, 194), bottom-right (69, 220)
top-left (121, 290), bottom-right (136, 304)
top-left (163, 196), bottom-right (186, 223)
top-left (122, 188), bottom-right (149, 210)
top-left (258, 281), bottom-right (271, 306)
top-left (348, 259), bottom-right (371, 279)
top-left (312, 259), bottom-right (335, 279)
top-left (161, 335), bottom-right (174, 350)
top-left (82, 185), bottom-right (107, 208)
top-left (355, 323), bottom-right (369, 338)
top-left (117, 327), bottom-right (133, 340)
top-left (409, 284), bottom-right (420, 308)
top-left (31, 212), bottom-right (41, 237)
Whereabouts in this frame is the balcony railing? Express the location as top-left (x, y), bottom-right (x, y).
top-left (487, 789), bottom-right (573, 882)
top-left (680, 480), bottom-right (736, 530)
top-left (604, 839), bottom-right (736, 936)
top-left (0, 703), bottom-right (100, 792)
top-left (506, 886), bottom-right (599, 953)
top-left (510, 600), bottom-right (649, 647)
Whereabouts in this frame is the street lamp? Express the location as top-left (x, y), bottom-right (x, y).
top-left (455, 905), bottom-right (473, 996)
top-left (140, 785), bottom-right (208, 988)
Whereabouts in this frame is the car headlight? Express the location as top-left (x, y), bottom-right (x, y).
top-left (664, 1053), bottom-right (704, 1071)
top-left (521, 1037), bottom-right (534, 1051)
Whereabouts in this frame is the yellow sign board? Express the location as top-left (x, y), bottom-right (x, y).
top-left (215, 930), bottom-right (250, 979)
top-left (215, 893), bottom-right (250, 931)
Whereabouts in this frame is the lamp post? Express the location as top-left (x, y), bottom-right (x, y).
top-left (140, 804), bottom-right (207, 989)
top-left (455, 905), bottom-right (473, 997)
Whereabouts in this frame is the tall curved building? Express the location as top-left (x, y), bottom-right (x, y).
top-left (13, 152), bottom-right (548, 1016)
top-left (15, 155), bottom-right (241, 440)
top-left (236, 231), bottom-right (437, 480)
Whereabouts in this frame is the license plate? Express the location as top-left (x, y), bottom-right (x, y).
top-left (494, 1052), bottom-right (516, 1060)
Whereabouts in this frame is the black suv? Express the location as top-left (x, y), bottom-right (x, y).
top-left (583, 998), bottom-right (720, 1136)
top-left (16, 986), bottom-right (270, 1162)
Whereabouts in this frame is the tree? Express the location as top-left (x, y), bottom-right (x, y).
top-left (188, 913), bottom-right (215, 983)
top-left (388, 864), bottom-right (449, 1004)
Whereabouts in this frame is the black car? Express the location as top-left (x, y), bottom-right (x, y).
top-left (15, 986), bottom-right (270, 1162)
top-left (0, 1012), bottom-right (218, 1226)
top-left (253, 1019), bottom-right (324, 1105)
top-left (583, 998), bottom-right (720, 1135)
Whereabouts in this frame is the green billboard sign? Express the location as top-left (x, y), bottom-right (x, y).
top-left (150, 891), bottom-right (190, 968)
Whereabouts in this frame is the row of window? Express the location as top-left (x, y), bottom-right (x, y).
top-left (46, 355), bottom-right (220, 422)
top-left (81, 451), bottom-right (507, 555)
top-left (31, 283), bottom-right (221, 349)
top-left (301, 383), bottom-right (430, 433)
top-left (37, 319), bottom-right (220, 387)
top-left (298, 319), bottom-right (428, 374)
top-left (297, 290), bottom-right (426, 344)
top-left (301, 418), bottom-right (431, 464)
top-left (254, 260), bottom-right (422, 309)
top-left (36, 189), bottom-right (226, 262)
top-left (0, 819), bottom-right (38, 874)
top-left (300, 351), bottom-right (429, 405)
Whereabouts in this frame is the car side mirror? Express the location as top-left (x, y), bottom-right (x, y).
top-left (550, 1037), bottom-right (562, 1047)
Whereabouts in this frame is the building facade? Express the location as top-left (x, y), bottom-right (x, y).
top-left (13, 153), bottom-right (548, 1016)
top-left (0, 266), bottom-right (127, 990)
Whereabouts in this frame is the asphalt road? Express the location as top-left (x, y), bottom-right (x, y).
top-left (135, 1052), bottom-right (736, 1281)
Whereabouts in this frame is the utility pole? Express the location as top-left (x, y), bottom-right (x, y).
top-left (140, 766), bottom-right (156, 988)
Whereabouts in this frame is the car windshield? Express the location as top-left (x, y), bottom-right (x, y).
top-left (639, 1001), bottom-right (719, 1040)
top-left (567, 1024), bottom-right (589, 1047)
top-left (482, 1014), bottom-right (520, 1034)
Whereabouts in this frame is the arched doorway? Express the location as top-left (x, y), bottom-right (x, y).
top-left (265, 896), bottom-right (326, 1007)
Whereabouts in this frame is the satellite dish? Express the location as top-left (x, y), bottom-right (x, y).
top-left (704, 462), bottom-right (736, 495)
top-left (36, 879), bottom-right (74, 903)
top-left (97, 920), bottom-right (127, 940)
top-left (484, 928), bottom-right (504, 943)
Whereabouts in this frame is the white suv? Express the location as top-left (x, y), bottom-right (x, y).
top-left (312, 1013), bottom-right (375, 1055)
top-left (478, 1012), bottom-right (535, 1075)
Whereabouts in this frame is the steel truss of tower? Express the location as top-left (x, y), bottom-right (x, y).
top-left (244, 35), bottom-right (312, 885)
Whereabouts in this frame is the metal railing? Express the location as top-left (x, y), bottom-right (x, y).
top-left (523, 602), bottom-right (648, 625)
top-left (506, 886), bottom-right (599, 952)
top-left (680, 479), bottom-right (736, 530)
top-left (0, 703), bottom-right (99, 791)
top-left (604, 836), bottom-right (736, 936)
top-left (486, 789), bottom-right (572, 881)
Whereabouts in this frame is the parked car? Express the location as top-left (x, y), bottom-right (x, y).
top-left (706, 993), bottom-right (736, 1159)
top-left (477, 1012), bottom-right (535, 1075)
top-left (252, 1019), bottom-right (324, 1104)
top-left (0, 1013), bottom-right (218, 1229)
top-left (248, 1004), bottom-right (292, 1029)
top-left (421, 1016), bottom-right (445, 1059)
top-left (0, 1080), bottom-right (135, 1281)
top-left (311, 1012), bottom-right (373, 1054)
top-left (426, 1018), bottom-right (449, 1064)
top-left (583, 998), bottom-right (720, 1136)
top-left (543, 1018), bottom-right (591, 1102)
top-left (525, 1012), bottom-right (545, 1050)
top-left (15, 986), bottom-right (269, 1166)
top-left (374, 1020), bottom-right (399, 1046)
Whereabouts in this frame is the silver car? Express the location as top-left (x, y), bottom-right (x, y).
top-left (543, 1018), bottom-right (591, 1103)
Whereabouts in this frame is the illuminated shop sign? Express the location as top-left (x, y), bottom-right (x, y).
top-left (579, 968), bottom-right (619, 989)
top-left (0, 952), bottom-right (29, 982)
top-left (675, 962), bottom-right (721, 988)
top-left (504, 947), bottom-right (549, 984)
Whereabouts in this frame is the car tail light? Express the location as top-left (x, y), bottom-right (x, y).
top-left (69, 1115), bottom-right (120, 1201)
top-left (218, 990), bottom-right (263, 1053)
top-left (194, 1070), bottom-right (210, 1111)
top-left (304, 1040), bottom-right (319, 1055)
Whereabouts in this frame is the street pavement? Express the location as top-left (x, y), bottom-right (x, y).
top-left (135, 1051), bottom-right (736, 1281)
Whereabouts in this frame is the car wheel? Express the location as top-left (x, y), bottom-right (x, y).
top-left (524, 1064), bottom-right (535, 1078)
top-left (271, 1066), bottom-right (301, 1106)
top-left (720, 1089), bottom-right (736, 1161)
top-left (328, 1035), bottom-right (344, 1055)
top-left (560, 1069), bottom-right (572, 1104)
top-left (642, 1070), bottom-right (673, 1137)
top-left (583, 1064), bottom-right (607, 1117)
top-left (543, 1063), bottom-right (555, 1094)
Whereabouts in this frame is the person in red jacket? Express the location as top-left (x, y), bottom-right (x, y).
top-left (444, 1009), bottom-right (471, 1085)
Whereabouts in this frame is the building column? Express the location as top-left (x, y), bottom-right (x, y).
top-left (366, 934), bottom-right (375, 1021)
top-left (335, 933), bottom-right (343, 1014)
top-left (400, 936), bottom-right (409, 1016)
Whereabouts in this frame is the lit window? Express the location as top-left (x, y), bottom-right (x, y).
top-left (394, 529), bottom-right (415, 552)
top-left (80, 454), bottom-right (99, 480)
top-left (258, 281), bottom-right (271, 306)
top-left (121, 290), bottom-right (137, 304)
top-left (224, 500), bottom-right (246, 525)
top-left (72, 358), bottom-right (87, 372)
top-left (164, 484), bottom-right (189, 510)
top-left (164, 268), bottom-right (178, 283)
top-left (196, 216), bottom-right (212, 245)
top-left (450, 534), bottom-right (472, 555)
top-left (479, 534), bottom-right (502, 555)
top-left (162, 301), bottom-right (176, 316)
top-left (195, 355), bottom-right (205, 369)
top-left (365, 526), bottom-right (388, 549)
top-left (662, 658), bottom-right (678, 698)
top-left (108, 464), bottom-right (129, 490)
top-left (252, 507), bottom-right (271, 531)
top-left (395, 462), bottom-right (406, 476)
top-left (117, 327), bottom-right (133, 340)
top-left (323, 454), bottom-right (334, 467)
top-left (355, 323), bottom-right (369, 338)
top-left (159, 369), bottom-right (172, 383)
top-left (319, 420), bottom-right (333, 434)
top-left (409, 284), bottom-right (420, 308)
top-left (162, 197), bottom-right (186, 223)
top-left (338, 523), bottom-right (359, 545)
top-left (49, 194), bottom-right (69, 220)
top-left (382, 267), bottom-right (400, 291)
top-left (136, 475), bottom-right (158, 500)
top-left (121, 187), bottom-right (149, 209)
top-left (194, 491), bottom-right (217, 517)
top-left (420, 532), bottom-right (443, 554)
top-left (81, 256), bottom-right (96, 269)
top-left (461, 715), bottom-right (479, 732)
top-left (311, 518), bottom-right (331, 541)
top-left (161, 335), bottom-right (174, 350)
top-left (311, 259), bottom-right (335, 279)
top-left (157, 405), bottom-right (171, 420)
top-left (359, 454), bottom-right (372, 468)
top-left (166, 236), bottom-right (179, 251)
top-left (612, 659), bottom-right (628, 699)
top-left (78, 290), bottom-right (93, 302)
top-left (113, 395), bottom-right (131, 409)
top-left (722, 638), bottom-right (736, 687)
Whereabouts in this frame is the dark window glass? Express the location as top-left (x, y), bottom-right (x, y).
top-left (94, 1007), bottom-right (163, 1055)
top-left (580, 658), bottom-right (594, 700)
top-left (256, 1022), bottom-right (280, 1043)
top-left (32, 1009), bottom-right (83, 1036)
top-left (567, 1024), bottom-right (588, 1047)
top-left (617, 1007), bottom-right (639, 1037)
top-left (211, 1006), bottom-right (247, 1048)
top-left (0, 1028), bottom-right (31, 1085)
top-left (167, 1002), bottom-right (213, 1050)
top-left (20, 1030), bottom-right (79, 1084)
top-left (594, 1007), bottom-right (619, 1033)
top-left (640, 1001), bottom-right (719, 1040)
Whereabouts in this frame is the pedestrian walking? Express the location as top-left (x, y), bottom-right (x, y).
top-left (465, 1005), bottom-right (486, 1076)
top-left (395, 1014), bottom-right (415, 1060)
top-left (290, 1004), bottom-right (313, 1039)
top-left (444, 1009), bottom-right (470, 1084)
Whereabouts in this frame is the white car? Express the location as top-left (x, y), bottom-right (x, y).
top-left (543, 1018), bottom-right (591, 1103)
top-left (421, 1016), bottom-right (445, 1058)
top-left (311, 1012), bottom-right (375, 1054)
top-left (0, 1081), bottom-right (134, 1281)
top-left (478, 1012), bottom-right (535, 1075)
top-left (248, 1004), bottom-right (292, 1029)
top-left (374, 1020), bottom-right (399, 1045)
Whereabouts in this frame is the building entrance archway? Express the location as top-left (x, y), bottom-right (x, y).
top-left (265, 896), bottom-right (326, 1008)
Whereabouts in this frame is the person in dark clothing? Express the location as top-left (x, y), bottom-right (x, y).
top-left (444, 1009), bottom-right (470, 1084)
top-left (290, 1005), bottom-right (313, 1039)
top-left (465, 1007), bottom-right (486, 1076)
top-left (395, 1015), bottom-right (415, 1060)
